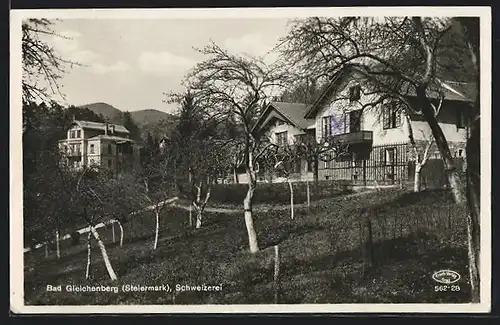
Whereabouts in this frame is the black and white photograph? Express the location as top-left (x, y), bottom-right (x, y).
top-left (10, 7), bottom-right (491, 313)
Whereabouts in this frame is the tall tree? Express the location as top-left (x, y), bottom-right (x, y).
top-left (122, 111), bottom-right (141, 140)
top-left (279, 16), bottom-right (470, 204)
top-left (175, 42), bottom-right (287, 253)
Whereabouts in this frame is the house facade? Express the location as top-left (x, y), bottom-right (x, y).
top-left (249, 68), bottom-right (474, 186)
top-left (251, 101), bottom-right (316, 182)
top-left (304, 68), bottom-right (473, 185)
top-left (58, 119), bottom-right (141, 176)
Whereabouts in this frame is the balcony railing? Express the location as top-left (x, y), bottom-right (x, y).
top-left (332, 131), bottom-right (373, 144)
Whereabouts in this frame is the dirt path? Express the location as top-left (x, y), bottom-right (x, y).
top-left (171, 189), bottom-right (377, 214)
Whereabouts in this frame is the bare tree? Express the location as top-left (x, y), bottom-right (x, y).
top-left (139, 152), bottom-right (177, 250)
top-left (180, 42), bottom-right (287, 253)
top-left (72, 168), bottom-right (119, 281)
top-left (22, 19), bottom-right (79, 104)
top-left (266, 144), bottom-right (302, 220)
top-left (279, 16), bottom-right (469, 204)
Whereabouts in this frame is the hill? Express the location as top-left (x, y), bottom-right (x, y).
top-left (80, 102), bottom-right (123, 125)
top-left (80, 103), bottom-right (177, 140)
top-left (130, 109), bottom-right (176, 126)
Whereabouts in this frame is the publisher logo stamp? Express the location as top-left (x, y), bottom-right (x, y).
top-left (432, 270), bottom-right (461, 284)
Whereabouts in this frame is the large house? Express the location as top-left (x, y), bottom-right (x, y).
top-left (249, 67), bottom-right (475, 186)
top-left (58, 119), bottom-right (141, 176)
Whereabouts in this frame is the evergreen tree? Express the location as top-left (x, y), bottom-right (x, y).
top-left (122, 111), bottom-right (141, 140)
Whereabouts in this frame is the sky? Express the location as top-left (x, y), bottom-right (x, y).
top-left (43, 18), bottom-right (292, 114)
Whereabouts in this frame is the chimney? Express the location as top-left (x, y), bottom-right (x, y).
top-left (111, 125), bottom-right (115, 134)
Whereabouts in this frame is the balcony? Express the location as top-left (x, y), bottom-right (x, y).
top-left (332, 131), bottom-right (373, 145)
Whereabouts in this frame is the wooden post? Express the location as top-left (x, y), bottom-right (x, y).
top-left (363, 159), bottom-right (367, 186)
top-left (55, 229), bottom-right (60, 259)
top-left (306, 181), bottom-right (311, 208)
top-left (189, 205), bottom-right (193, 227)
top-left (274, 245), bottom-right (280, 304)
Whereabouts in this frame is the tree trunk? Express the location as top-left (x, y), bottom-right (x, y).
top-left (243, 179), bottom-right (259, 253)
top-left (233, 167), bottom-right (239, 184)
top-left (414, 163), bottom-right (422, 192)
top-left (195, 210), bottom-right (202, 229)
top-left (85, 232), bottom-right (91, 279)
top-left (112, 219), bottom-right (124, 247)
top-left (288, 179), bottom-right (295, 220)
top-left (55, 229), bottom-right (60, 259)
top-left (90, 226), bottom-right (117, 281)
top-left (417, 87), bottom-right (466, 203)
top-left (312, 157), bottom-right (319, 182)
top-left (154, 210), bottom-right (160, 250)
top-left (459, 16), bottom-right (481, 303)
top-left (466, 108), bottom-right (480, 303)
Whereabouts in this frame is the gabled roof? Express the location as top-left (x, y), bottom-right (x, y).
top-left (252, 101), bottom-right (313, 134)
top-left (304, 68), bottom-right (352, 119)
top-left (71, 120), bottom-right (130, 134)
top-left (304, 66), bottom-right (477, 119)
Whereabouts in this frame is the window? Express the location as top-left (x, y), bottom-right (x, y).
top-left (89, 144), bottom-right (95, 154)
top-left (108, 144), bottom-right (113, 154)
top-left (307, 160), bottom-right (313, 172)
top-left (322, 115), bottom-right (340, 139)
top-left (108, 159), bottom-right (112, 168)
top-left (382, 147), bottom-right (396, 166)
top-left (294, 160), bottom-right (301, 174)
top-left (276, 131), bottom-right (288, 146)
top-left (90, 158), bottom-right (95, 165)
top-left (349, 110), bottom-right (362, 133)
top-left (383, 105), bottom-right (402, 129)
top-left (349, 85), bottom-right (361, 102)
top-left (76, 130), bottom-right (81, 138)
top-left (70, 130), bottom-right (76, 139)
top-left (456, 108), bottom-right (466, 129)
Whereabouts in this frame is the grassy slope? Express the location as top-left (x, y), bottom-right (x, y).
top-left (24, 189), bottom-right (470, 305)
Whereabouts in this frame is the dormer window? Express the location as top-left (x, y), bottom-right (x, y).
top-left (349, 85), bottom-right (361, 102)
top-left (76, 130), bottom-right (81, 138)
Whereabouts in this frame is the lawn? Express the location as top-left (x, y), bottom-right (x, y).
top-left (23, 188), bottom-right (471, 305)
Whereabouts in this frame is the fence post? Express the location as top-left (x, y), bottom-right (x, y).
top-left (55, 229), bottom-right (60, 259)
top-left (274, 245), bottom-right (280, 304)
top-left (306, 181), bottom-right (311, 208)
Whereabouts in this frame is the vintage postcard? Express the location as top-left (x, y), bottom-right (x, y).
top-left (10, 7), bottom-right (491, 314)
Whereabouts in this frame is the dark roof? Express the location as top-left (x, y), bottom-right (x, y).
top-left (72, 120), bottom-right (130, 134)
top-left (419, 80), bottom-right (477, 102)
top-left (252, 101), bottom-right (313, 133)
